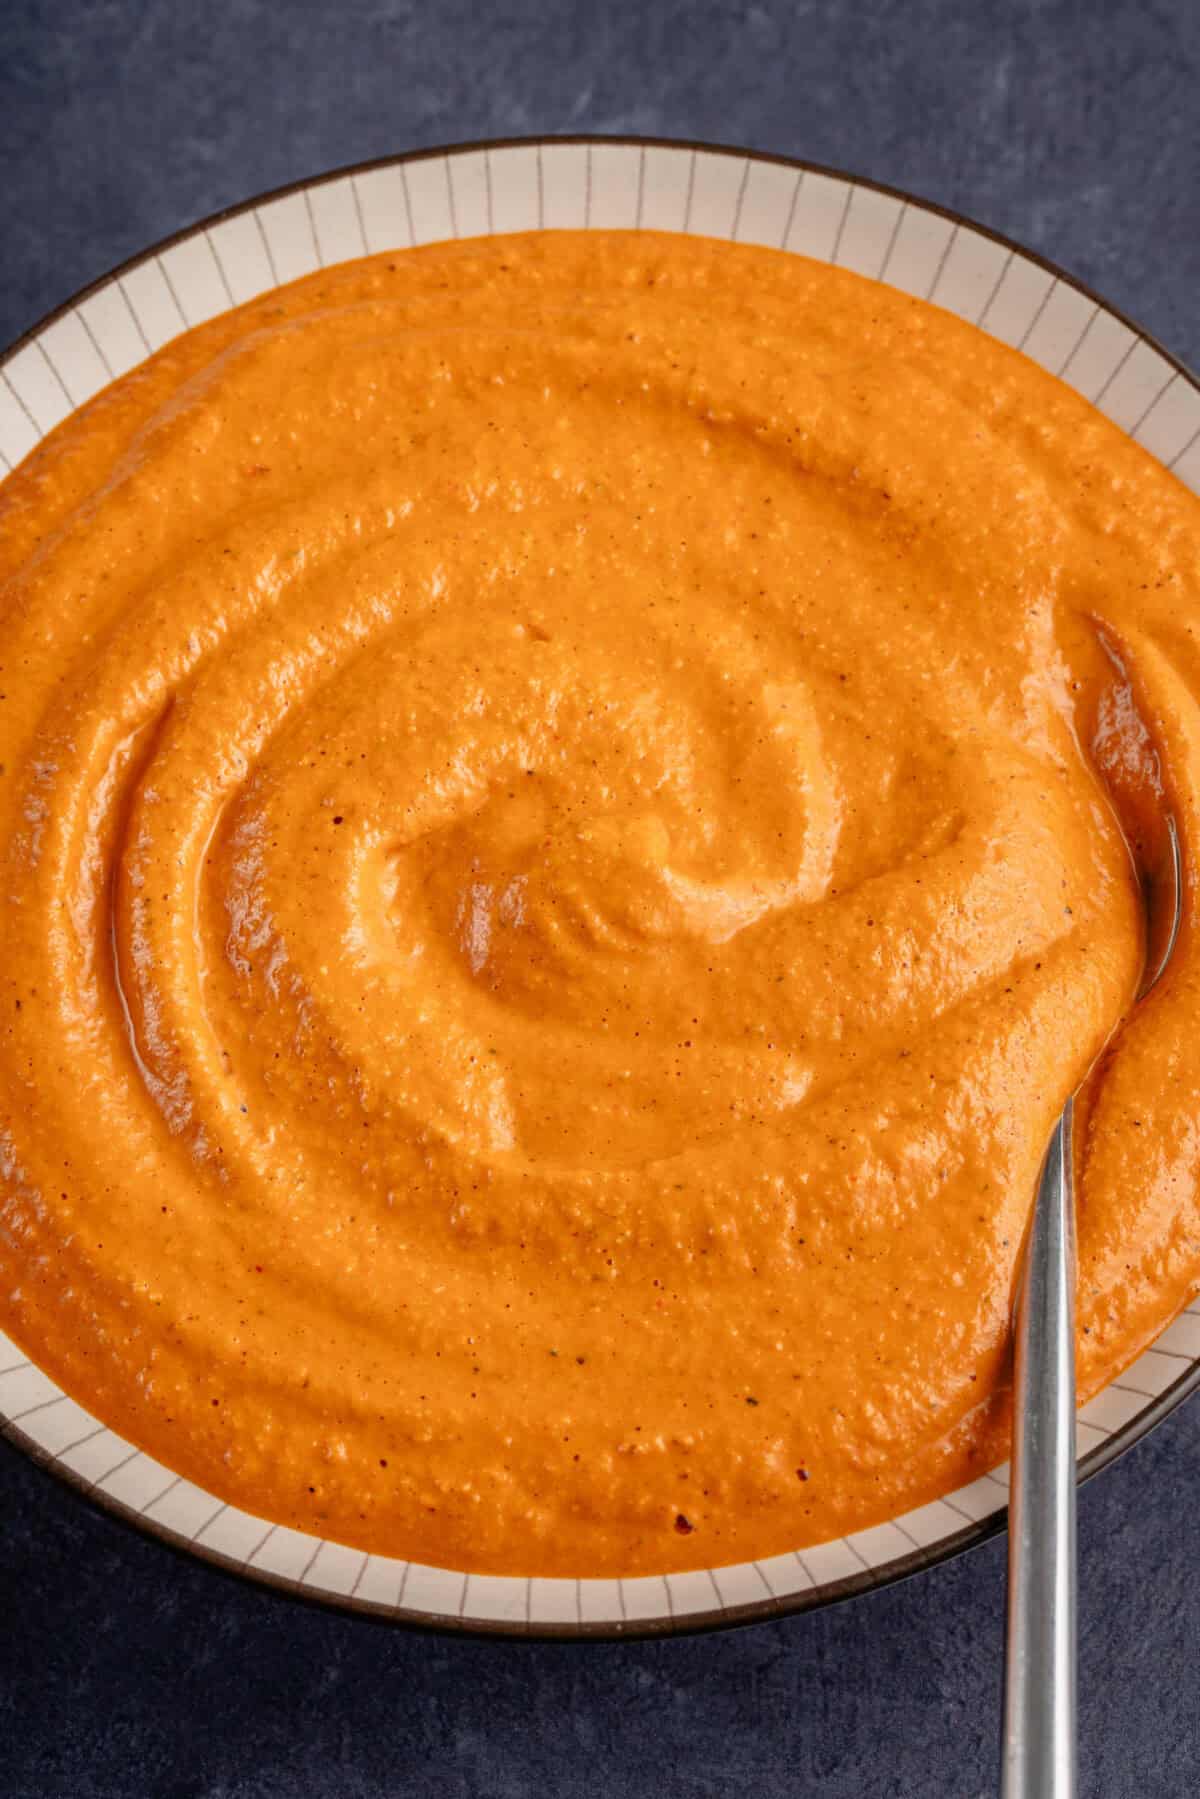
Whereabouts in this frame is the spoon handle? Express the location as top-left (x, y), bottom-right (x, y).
top-left (1002, 1102), bottom-right (1077, 1799)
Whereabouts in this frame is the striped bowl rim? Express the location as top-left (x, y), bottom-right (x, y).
top-left (2, 135), bottom-right (1199, 1638)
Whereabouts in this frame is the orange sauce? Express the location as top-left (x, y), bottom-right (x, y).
top-left (2, 232), bottom-right (1199, 1577)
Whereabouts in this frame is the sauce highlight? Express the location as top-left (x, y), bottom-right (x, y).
top-left (1, 232), bottom-right (1199, 1577)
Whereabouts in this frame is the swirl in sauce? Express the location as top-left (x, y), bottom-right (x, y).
top-left (1, 233), bottom-right (1198, 1576)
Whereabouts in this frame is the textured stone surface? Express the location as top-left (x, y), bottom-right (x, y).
top-left (1, 2), bottom-right (1199, 1793)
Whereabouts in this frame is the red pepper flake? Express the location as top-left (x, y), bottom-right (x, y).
top-left (674, 1513), bottom-right (694, 1535)
top-left (796, 1467), bottom-right (810, 1481)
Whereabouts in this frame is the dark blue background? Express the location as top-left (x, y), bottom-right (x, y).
top-left (1, 3), bottom-right (1198, 1794)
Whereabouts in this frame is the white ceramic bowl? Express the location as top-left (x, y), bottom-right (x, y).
top-left (2, 137), bottom-right (1199, 1637)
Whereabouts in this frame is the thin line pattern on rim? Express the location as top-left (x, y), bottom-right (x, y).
top-left (1, 136), bottom-right (1198, 1641)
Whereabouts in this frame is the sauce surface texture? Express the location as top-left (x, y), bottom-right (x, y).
top-left (2, 232), bottom-right (1200, 1578)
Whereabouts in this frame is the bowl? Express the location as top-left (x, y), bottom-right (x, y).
top-left (2, 135), bottom-right (1199, 1638)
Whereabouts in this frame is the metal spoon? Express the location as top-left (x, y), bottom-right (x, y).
top-left (1001, 811), bottom-right (1182, 1799)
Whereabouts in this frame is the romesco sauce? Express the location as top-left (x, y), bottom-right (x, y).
top-left (1, 233), bottom-right (1198, 1577)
